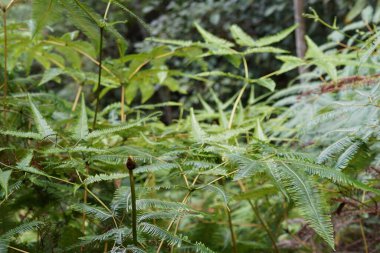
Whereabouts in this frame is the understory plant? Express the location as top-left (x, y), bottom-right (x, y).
top-left (0, 1), bottom-right (379, 253)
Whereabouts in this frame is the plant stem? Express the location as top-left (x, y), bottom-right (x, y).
top-left (237, 180), bottom-right (279, 253)
top-left (127, 157), bottom-right (138, 246)
top-left (92, 26), bottom-right (104, 130)
top-left (72, 84), bottom-right (83, 112)
top-left (226, 204), bottom-right (238, 253)
top-left (121, 85), bottom-right (125, 122)
top-left (2, 10), bottom-right (8, 119)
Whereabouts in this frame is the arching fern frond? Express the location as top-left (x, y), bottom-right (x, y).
top-left (138, 222), bottom-right (182, 246)
top-left (72, 203), bottom-right (113, 221)
top-left (266, 160), bottom-right (334, 249)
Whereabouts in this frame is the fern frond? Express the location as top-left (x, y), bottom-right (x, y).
top-left (134, 162), bottom-right (178, 174)
top-left (0, 130), bottom-right (42, 140)
top-left (194, 23), bottom-right (234, 48)
top-left (112, 0), bottom-right (151, 34)
top-left (1, 221), bottom-right (43, 239)
top-left (86, 113), bottom-right (158, 140)
top-left (28, 96), bottom-right (56, 138)
top-left (57, 0), bottom-right (101, 47)
top-left (230, 24), bottom-right (255, 47)
top-left (137, 210), bottom-right (197, 223)
top-left (190, 108), bottom-right (207, 143)
top-left (335, 140), bottom-right (365, 169)
top-left (318, 136), bottom-right (353, 164)
top-left (254, 24), bottom-right (298, 47)
top-left (202, 185), bottom-right (228, 204)
top-left (227, 154), bottom-right (266, 181)
top-left (80, 227), bottom-right (131, 243)
top-left (72, 203), bottom-right (113, 221)
top-left (276, 157), bottom-right (380, 194)
top-left (84, 173), bottom-right (128, 185)
top-left (134, 199), bottom-right (191, 212)
top-left (138, 222), bottom-right (182, 246)
top-left (73, 94), bottom-right (89, 140)
top-left (266, 161), bottom-right (334, 249)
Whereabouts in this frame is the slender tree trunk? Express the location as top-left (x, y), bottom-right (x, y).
top-left (293, 0), bottom-right (307, 75)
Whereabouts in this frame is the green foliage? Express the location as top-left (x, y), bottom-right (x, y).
top-left (0, 1), bottom-right (379, 253)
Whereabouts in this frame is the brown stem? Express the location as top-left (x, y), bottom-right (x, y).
top-left (72, 85), bottom-right (83, 112)
top-left (238, 181), bottom-right (279, 253)
top-left (92, 27), bottom-right (104, 130)
top-left (121, 85), bottom-right (125, 122)
top-left (226, 204), bottom-right (238, 253)
top-left (293, 0), bottom-right (307, 75)
top-left (2, 10), bottom-right (8, 119)
top-left (127, 157), bottom-right (138, 246)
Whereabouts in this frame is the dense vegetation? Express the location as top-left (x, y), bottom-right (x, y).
top-left (1, 1), bottom-right (380, 252)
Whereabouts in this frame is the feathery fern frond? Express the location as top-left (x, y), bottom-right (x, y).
top-left (134, 162), bottom-right (178, 174)
top-left (72, 203), bottom-right (113, 221)
top-left (28, 96), bottom-right (56, 138)
top-left (275, 157), bottom-right (380, 194)
top-left (0, 130), bottom-right (42, 140)
top-left (80, 227), bottom-right (131, 243)
top-left (1, 221), bottom-right (44, 240)
top-left (84, 173), bottom-right (128, 185)
top-left (134, 199), bottom-right (192, 212)
top-left (318, 136), bottom-right (354, 164)
top-left (266, 160), bottom-right (334, 249)
top-left (335, 140), bottom-right (365, 169)
top-left (194, 23), bottom-right (234, 48)
top-left (227, 154), bottom-right (266, 181)
top-left (254, 24), bottom-right (298, 47)
top-left (73, 94), bottom-right (89, 140)
top-left (138, 222), bottom-right (182, 246)
top-left (190, 108), bottom-right (207, 143)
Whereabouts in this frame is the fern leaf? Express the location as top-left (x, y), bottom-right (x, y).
top-left (73, 93), bottom-right (89, 140)
top-left (318, 136), bottom-right (353, 164)
top-left (134, 199), bottom-right (191, 212)
top-left (112, 0), bottom-right (151, 34)
top-left (227, 154), bottom-right (266, 181)
top-left (134, 162), bottom-right (178, 174)
top-left (230, 24), bottom-right (255, 47)
top-left (254, 24), bottom-right (298, 47)
top-left (276, 157), bottom-right (380, 194)
top-left (80, 227), bottom-right (131, 243)
top-left (0, 130), bottom-right (42, 140)
top-left (335, 140), bottom-right (364, 169)
top-left (194, 23), bottom-right (234, 48)
top-left (1, 221), bottom-right (43, 239)
top-left (72, 203), bottom-right (112, 221)
top-left (138, 222), bottom-right (182, 246)
top-left (84, 173), bottom-right (128, 185)
top-left (190, 108), bottom-right (207, 143)
top-left (86, 114), bottom-right (157, 140)
top-left (28, 96), bottom-right (56, 138)
top-left (266, 161), bottom-right (334, 249)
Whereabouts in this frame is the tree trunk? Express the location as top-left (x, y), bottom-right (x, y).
top-left (293, 0), bottom-right (307, 75)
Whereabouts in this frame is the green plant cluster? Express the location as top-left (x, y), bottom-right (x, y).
top-left (0, 1), bottom-right (379, 253)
